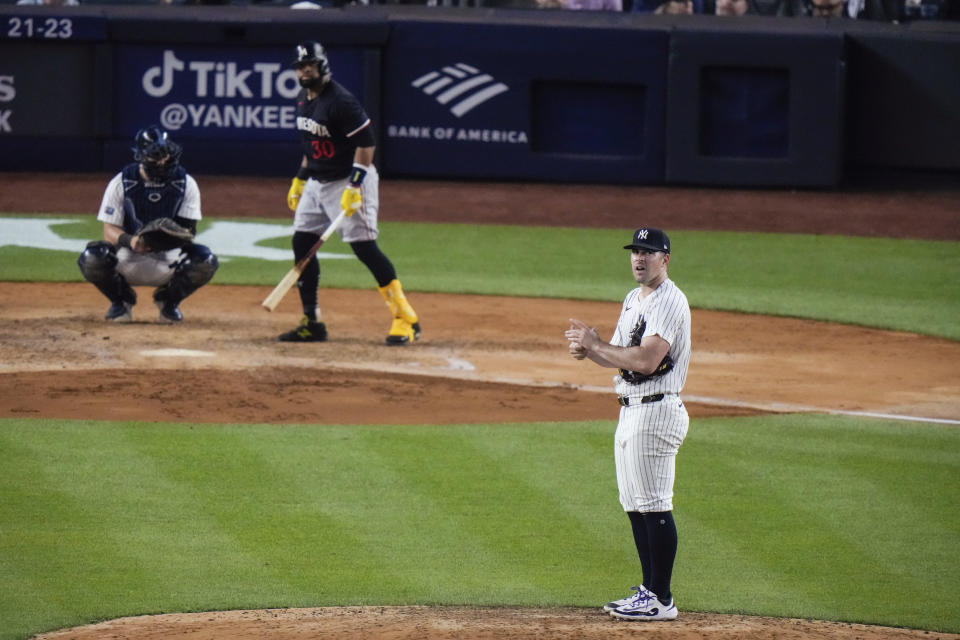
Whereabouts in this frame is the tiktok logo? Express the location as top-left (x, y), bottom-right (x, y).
top-left (412, 63), bottom-right (509, 118)
top-left (141, 50), bottom-right (299, 100)
top-left (142, 50), bottom-right (185, 97)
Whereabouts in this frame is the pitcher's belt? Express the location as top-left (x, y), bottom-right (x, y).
top-left (617, 392), bottom-right (676, 406)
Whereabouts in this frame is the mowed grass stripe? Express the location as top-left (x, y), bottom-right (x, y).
top-left (0, 439), bottom-right (81, 640)
top-left (122, 423), bottom-right (416, 606)
top-left (1, 416), bottom-right (959, 639)
top-left (2, 422), bottom-right (297, 619)
top-left (364, 424), bottom-right (629, 604)
top-left (676, 415), bottom-right (960, 630)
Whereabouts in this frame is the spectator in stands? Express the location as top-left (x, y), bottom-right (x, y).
top-left (805, 0), bottom-right (859, 15)
top-left (714, 0), bottom-right (750, 13)
top-left (900, 0), bottom-right (951, 18)
top-left (633, 0), bottom-right (702, 13)
top-left (536, 0), bottom-right (623, 9)
top-left (566, 0), bottom-right (624, 9)
top-left (745, 0), bottom-right (844, 15)
top-left (16, 0), bottom-right (79, 5)
top-left (655, 0), bottom-right (694, 11)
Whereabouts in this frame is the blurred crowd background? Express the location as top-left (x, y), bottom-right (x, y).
top-left (8, 0), bottom-right (958, 26)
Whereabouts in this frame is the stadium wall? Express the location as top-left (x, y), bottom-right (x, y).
top-left (0, 4), bottom-right (957, 187)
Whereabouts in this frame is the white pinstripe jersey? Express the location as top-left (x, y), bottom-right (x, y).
top-left (611, 278), bottom-right (691, 399)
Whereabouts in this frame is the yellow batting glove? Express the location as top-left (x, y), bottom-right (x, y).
top-left (287, 177), bottom-right (306, 211)
top-left (340, 186), bottom-right (362, 217)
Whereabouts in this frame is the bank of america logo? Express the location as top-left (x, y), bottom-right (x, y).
top-left (411, 64), bottom-right (509, 118)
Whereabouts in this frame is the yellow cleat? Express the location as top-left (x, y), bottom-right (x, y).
top-left (379, 279), bottom-right (421, 345)
top-left (386, 317), bottom-right (421, 346)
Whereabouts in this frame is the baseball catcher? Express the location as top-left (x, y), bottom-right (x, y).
top-left (76, 125), bottom-right (219, 323)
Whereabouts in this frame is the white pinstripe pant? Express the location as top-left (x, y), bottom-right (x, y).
top-left (614, 395), bottom-right (689, 512)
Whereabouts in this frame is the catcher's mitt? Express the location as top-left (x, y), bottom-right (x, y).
top-left (138, 218), bottom-right (194, 252)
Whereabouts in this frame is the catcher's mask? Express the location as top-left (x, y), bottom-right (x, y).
top-left (293, 41), bottom-right (331, 87)
top-left (132, 125), bottom-right (182, 181)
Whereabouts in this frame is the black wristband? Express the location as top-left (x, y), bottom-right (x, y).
top-left (117, 233), bottom-right (133, 249)
top-left (296, 167), bottom-right (310, 180)
top-left (348, 164), bottom-right (368, 187)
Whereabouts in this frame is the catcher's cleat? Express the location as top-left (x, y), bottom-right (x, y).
top-left (155, 299), bottom-right (183, 324)
top-left (105, 301), bottom-right (133, 323)
top-left (385, 318), bottom-right (421, 346)
top-left (278, 316), bottom-right (328, 342)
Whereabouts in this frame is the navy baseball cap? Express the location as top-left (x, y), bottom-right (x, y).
top-left (624, 227), bottom-right (670, 253)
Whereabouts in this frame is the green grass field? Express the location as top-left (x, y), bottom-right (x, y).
top-left (1, 215), bottom-right (958, 639)
top-left (2, 416), bottom-right (958, 640)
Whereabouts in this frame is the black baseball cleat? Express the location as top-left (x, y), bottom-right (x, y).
top-left (278, 316), bottom-right (328, 342)
top-left (105, 301), bottom-right (133, 323)
top-left (385, 320), bottom-right (421, 346)
top-left (155, 299), bottom-right (183, 324)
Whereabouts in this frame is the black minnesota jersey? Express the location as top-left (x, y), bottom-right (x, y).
top-left (296, 80), bottom-right (376, 181)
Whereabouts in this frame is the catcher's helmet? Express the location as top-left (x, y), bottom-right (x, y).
top-left (292, 40), bottom-right (331, 76)
top-left (132, 125), bottom-right (182, 181)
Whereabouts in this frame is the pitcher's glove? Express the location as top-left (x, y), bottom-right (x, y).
top-left (138, 218), bottom-right (194, 252)
top-left (619, 354), bottom-right (674, 385)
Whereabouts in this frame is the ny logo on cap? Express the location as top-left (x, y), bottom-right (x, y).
top-left (637, 230), bottom-right (649, 240)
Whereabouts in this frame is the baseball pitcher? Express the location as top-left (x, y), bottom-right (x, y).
top-left (565, 227), bottom-right (691, 622)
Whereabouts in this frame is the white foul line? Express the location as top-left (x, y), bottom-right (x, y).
top-left (315, 358), bottom-right (960, 427)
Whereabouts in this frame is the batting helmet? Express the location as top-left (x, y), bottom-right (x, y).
top-left (293, 40), bottom-right (331, 76)
top-left (132, 125), bottom-right (182, 181)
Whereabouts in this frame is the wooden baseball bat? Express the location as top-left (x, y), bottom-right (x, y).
top-left (261, 209), bottom-right (347, 312)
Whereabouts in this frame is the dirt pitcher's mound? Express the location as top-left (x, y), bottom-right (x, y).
top-left (32, 606), bottom-right (960, 640)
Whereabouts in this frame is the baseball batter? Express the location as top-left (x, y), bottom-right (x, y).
top-left (565, 226), bottom-right (691, 622)
top-left (279, 40), bottom-right (421, 345)
top-left (77, 125), bottom-right (219, 323)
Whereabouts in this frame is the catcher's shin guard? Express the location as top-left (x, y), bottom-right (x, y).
top-left (152, 244), bottom-right (219, 322)
top-left (377, 279), bottom-right (421, 345)
top-left (77, 241), bottom-right (137, 307)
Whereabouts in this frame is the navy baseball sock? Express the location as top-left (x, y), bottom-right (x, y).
top-left (627, 511), bottom-right (652, 588)
top-left (292, 231), bottom-right (320, 321)
top-left (644, 510), bottom-right (677, 604)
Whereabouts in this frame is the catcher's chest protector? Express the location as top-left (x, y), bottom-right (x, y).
top-left (120, 163), bottom-right (187, 232)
